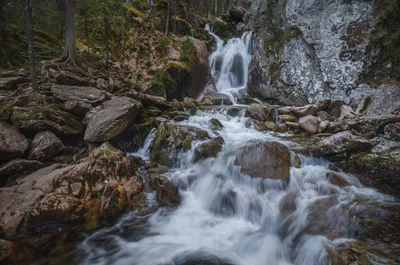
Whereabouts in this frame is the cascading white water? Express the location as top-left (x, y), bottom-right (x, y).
top-left (72, 109), bottom-right (394, 265)
top-left (127, 128), bottom-right (157, 162)
top-left (50, 31), bottom-right (397, 265)
top-left (207, 25), bottom-right (252, 103)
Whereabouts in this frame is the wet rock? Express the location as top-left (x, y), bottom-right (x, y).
top-left (299, 115), bottom-right (319, 134)
top-left (0, 143), bottom-right (143, 237)
top-left (28, 131), bottom-right (64, 162)
top-left (338, 105), bottom-right (356, 121)
top-left (0, 159), bottom-right (43, 180)
top-left (194, 137), bottom-right (225, 162)
top-left (202, 93), bottom-right (233, 105)
top-left (264, 121), bottom-right (279, 131)
top-left (234, 141), bottom-right (291, 182)
top-left (209, 118), bottom-right (224, 130)
top-left (277, 107), bottom-right (291, 115)
top-left (126, 90), bottom-right (172, 109)
top-left (279, 114), bottom-right (297, 122)
top-left (148, 176), bottom-right (181, 206)
top-left (384, 123), bottom-right (400, 141)
top-left (246, 103), bottom-right (275, 122)
top-left (326, 172), bottom-right (350, 187)
top-left (0, 239), bottom-right (17, 264)
top-left (55, 71), bottom-right (90, 87)
top-left (11, 104), bottom-right (83, 136)
top-left (99, 183), bottom-right (128, 222)
top-left (318, 120), bottom-right (330, 133)
top-left (304, 131), bottom-right (373, 156)
top-left (347, 115), bottom-right (400, 135)
top-left (0, 123), bottom-right (28, 162)
top-left (84, 97), bottom-right (143, 142)
top-left (150, 124), bottom-right (210, 166)
top-left (335, 151), bottom-right (400, 196)
top-left (0, 75), bottom-right (29, 90)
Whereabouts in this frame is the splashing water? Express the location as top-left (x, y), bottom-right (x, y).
top-left (56, 108), bottom-right (395, 265)
top-left (39, 30), bottom-right (398, 265)
top-left (207, 25), bottom-right (252, 103)
top-left (127, 128), bottom-right (157, 162)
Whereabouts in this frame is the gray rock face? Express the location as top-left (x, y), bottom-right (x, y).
top-left (299, 115), bottom-right (319, 134)
top-left (28, 131), bottom-right (64, 162)
top-left (0, 159), bottom-right (43, 179)
top-left (51, 85), bottom-right (108, 105)
top-left (55, 71), bottom-right (90, 87)
top-left (234, 141), bottom-right (291, 182)
top-left (0, 124), bottom-right (28, 162)
top-left (247, 0), bottom-right (376, 104)
top-left (84, 97), bottom-right (143, 143)
top-left (365, 85), bottom-right (400, 116)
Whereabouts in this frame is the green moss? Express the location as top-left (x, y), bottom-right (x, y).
top-left (180, 38), bottom-right (197, 62)
top-left (123, 3), bottom-right (145, 18)
top-left (183, 138), bottom-right (192, 151)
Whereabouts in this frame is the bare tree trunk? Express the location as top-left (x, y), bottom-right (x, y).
top-left (59, 0), bottom-right (77, 64)
top-left (26, 0), bottom-right (38, 91)
top-left (120, 0), bottom-right (124, 17)
top-left (165, 0), bottom-right (170, 35)
top-left (104, 16), bottom-right (110, 68)
top-left (0, 0), bottom-right (4, 46)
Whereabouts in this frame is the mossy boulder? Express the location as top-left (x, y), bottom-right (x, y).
top-left (84, 97), bottom-right (143, 143)
top-left (11, 104), bottom-right (83, 136)
top-left (170, 16), bottom-right (192, 35)
top-left (0, 123), bottom-right (29, 163)
top-left (194, 137), bottom-right (225, 162)
top-left (0, 101), bottom-right (13, 121)
top-left (150, 123), bottom-right (210, 166)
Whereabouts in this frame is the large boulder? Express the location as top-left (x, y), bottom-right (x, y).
top-left (245, 103), bottom-right (275, 122)
top-left (125, 91), bottom-right (172, 109)
top-left (299, 115), bottom-right (319, 134)
top-left (0, 143), bottom-right (143, 237)
top-left (0, 123), bottom-right (28, 163)
top-left (365, 84), bottom-right (400, 116)
top-left (28, 131), bottom-right (64, 162)
top-left (194, 137), bottom-right (225, 162)
top-left (51, 85), bottom-right (108, 104)
top-left (148, 176), bottom-right (181, 206)
top-left (302, 131), bottom-right (373, 156)
top-left (11, 104), bottom-right (83, 136)
top-left (335, 150), bottom-right (400, 196)
top-left (234, 141), bottom-right (291, 182)
top-left (162, 37), bottom-right (212, 101)
top-left (150, 124), bottom-right (210, 166)
top-left (84, 97), bottom-right (143, 143)
top-left (0, 159), bottom-right (43, 183)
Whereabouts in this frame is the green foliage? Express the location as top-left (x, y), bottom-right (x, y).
top-left (180, 38), bottom-right (197, 62)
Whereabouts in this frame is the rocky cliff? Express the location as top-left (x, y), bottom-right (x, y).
top-left (247, 0), bottom-right (399, 105)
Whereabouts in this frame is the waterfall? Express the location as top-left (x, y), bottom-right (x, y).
top-left (207, 25), bottom-right (252, 103)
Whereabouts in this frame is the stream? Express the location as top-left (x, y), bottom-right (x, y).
top-left (37, 29), bottom-right (398, 265)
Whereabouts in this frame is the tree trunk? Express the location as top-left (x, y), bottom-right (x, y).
top-left (120, 0), bottom-right (124, 17)
top-left (59, 0), bottom-right (77, 64)
top-left (26, 0), bottom-right (38, 91)
top-left (165, 0), bottom-right (170, 35)
top-left (0, 0), bottom-right (4, 46)
top-left (104, 16), bottom-right (110, 68)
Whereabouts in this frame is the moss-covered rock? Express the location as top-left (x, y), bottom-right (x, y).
top-left (150, 123), bottom-right (210, 166)
top-left (193, 137), bottom-right (225, 162)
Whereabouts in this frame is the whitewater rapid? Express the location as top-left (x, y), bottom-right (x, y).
top-left (73, 108), bottom-right (394, 265)
top-left (51, 29), bottom-right (397, 265)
